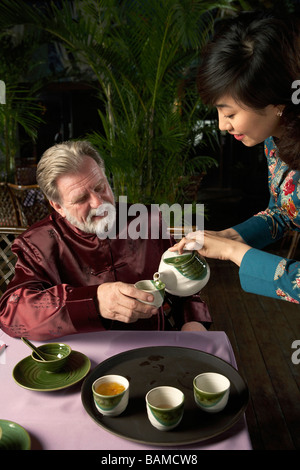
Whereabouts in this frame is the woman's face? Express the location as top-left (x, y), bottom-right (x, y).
top-left (215, 95), bottom-right (284, 146)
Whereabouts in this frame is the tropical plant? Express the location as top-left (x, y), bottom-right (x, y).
top-left (0, 31), bottom-right (45, 181)
top-left (0, 0), bottom-right (236, 201)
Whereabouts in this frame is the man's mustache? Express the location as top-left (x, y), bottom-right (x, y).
top-left (87, 203), bottom-right (115, 221)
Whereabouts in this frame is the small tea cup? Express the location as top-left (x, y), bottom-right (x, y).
top-left (146, 386), bottom-right (184, 431)
top-left (193, 372), bottom-right (230, 413)
top-left (134, 279), bottom-right (165, 308)
top-left (31, 343), bottom-right (71, 373)
top-left (92, 374), bottom-right (129, 416)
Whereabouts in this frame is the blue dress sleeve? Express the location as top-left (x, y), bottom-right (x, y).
top-left (239, 248), bottom-right (300, 303)
top-left (231, 137), bottom-right (300, 303)
top-left (233, 207), bottom-right (286, 249)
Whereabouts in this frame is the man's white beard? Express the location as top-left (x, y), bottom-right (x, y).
top-left (63, 202), bottom-right (116, 238)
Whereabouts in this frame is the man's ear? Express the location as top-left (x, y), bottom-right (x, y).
top-left (49, 200), bottom-right (66, 218)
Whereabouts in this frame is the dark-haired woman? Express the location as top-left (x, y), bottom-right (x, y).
top-left (172, 11), bottom-right (300, 303)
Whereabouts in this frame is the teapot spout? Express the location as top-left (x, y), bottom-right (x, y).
top-left (153, 270), bottom-right (177, 292)
top-left (153, 272), bottom-right (165, 289)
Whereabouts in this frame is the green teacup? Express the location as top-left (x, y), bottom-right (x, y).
top-left (31, 343), bottom-right (71, 373)
top-left (92, 374), bottom-right (129, 417)
top-left (146, 386), bottom-right (184, 431)
top-left (193, 372), bottom-right (230, 413)
top-left (134, 279), bottom-right (165, 308)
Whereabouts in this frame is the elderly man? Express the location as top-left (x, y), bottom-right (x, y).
top-left (0, 141), bottom-right (211, 340)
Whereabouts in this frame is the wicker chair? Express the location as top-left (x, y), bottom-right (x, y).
top-left (0, 182), bottom-right (51, 297)
top-left (0, 183), bottom-right (26, 296)
top-left (15, 164), bottom-right (37, 185)
top-left (0, 227), bottom-right (25, 297)
top-left (7, 183), bottom-right (51, 227)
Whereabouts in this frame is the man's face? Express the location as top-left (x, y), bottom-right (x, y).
top-left (50, 156), bottom-right (116, 236)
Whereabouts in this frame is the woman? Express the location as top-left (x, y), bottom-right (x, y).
top-left (171, 10), bottom-right (300, 303)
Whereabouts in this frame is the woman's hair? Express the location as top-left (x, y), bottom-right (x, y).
top-left (36, 140), bottom-right (106, 202)
top-left (197, 10), bottom-right (300, 169)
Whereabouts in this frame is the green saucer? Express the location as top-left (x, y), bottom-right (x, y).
top-left (0, 420), bottom-right (31, 450)
top-left (13, 350), bottom-right (91, 391)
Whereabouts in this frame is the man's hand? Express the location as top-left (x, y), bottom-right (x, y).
top-left (97, 281), bottom-right (158, 323)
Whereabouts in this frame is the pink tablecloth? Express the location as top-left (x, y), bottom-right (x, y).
top-left (0, 330), bottom-right (252, 450)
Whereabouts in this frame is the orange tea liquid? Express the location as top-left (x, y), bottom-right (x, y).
top-left (96, 382), bottom-right (125, 396)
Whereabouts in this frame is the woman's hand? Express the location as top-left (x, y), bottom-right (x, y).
top-left (169, 230), bottom-right (251, 267)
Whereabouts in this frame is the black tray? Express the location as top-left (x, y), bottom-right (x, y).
top-left (81, 346), bottom-right (249, 446)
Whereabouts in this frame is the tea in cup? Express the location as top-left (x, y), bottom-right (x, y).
top-left (146, 386), bottom-right (184, 431)
top-left (134, 279), bottom-right (165, 308)
top-left (92, 374), bottom-right (129, 416)
top-left (193, 372), bottom-right (230, 413)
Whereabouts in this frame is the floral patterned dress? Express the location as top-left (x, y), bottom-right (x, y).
top-left (233, 136), bottom-right (300, 303)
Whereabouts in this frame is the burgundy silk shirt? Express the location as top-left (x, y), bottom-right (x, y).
top-left (0, 205), bottom-right (211, 340)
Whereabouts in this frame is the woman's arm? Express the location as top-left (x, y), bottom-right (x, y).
top-left (170, 230), bottom-right (251, 267)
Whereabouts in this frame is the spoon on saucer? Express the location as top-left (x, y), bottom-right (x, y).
top-left (21, 337), bottom-right (57, 361)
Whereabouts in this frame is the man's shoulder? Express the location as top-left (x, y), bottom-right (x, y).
top-left (16, 211), bottom-right (63, 245)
